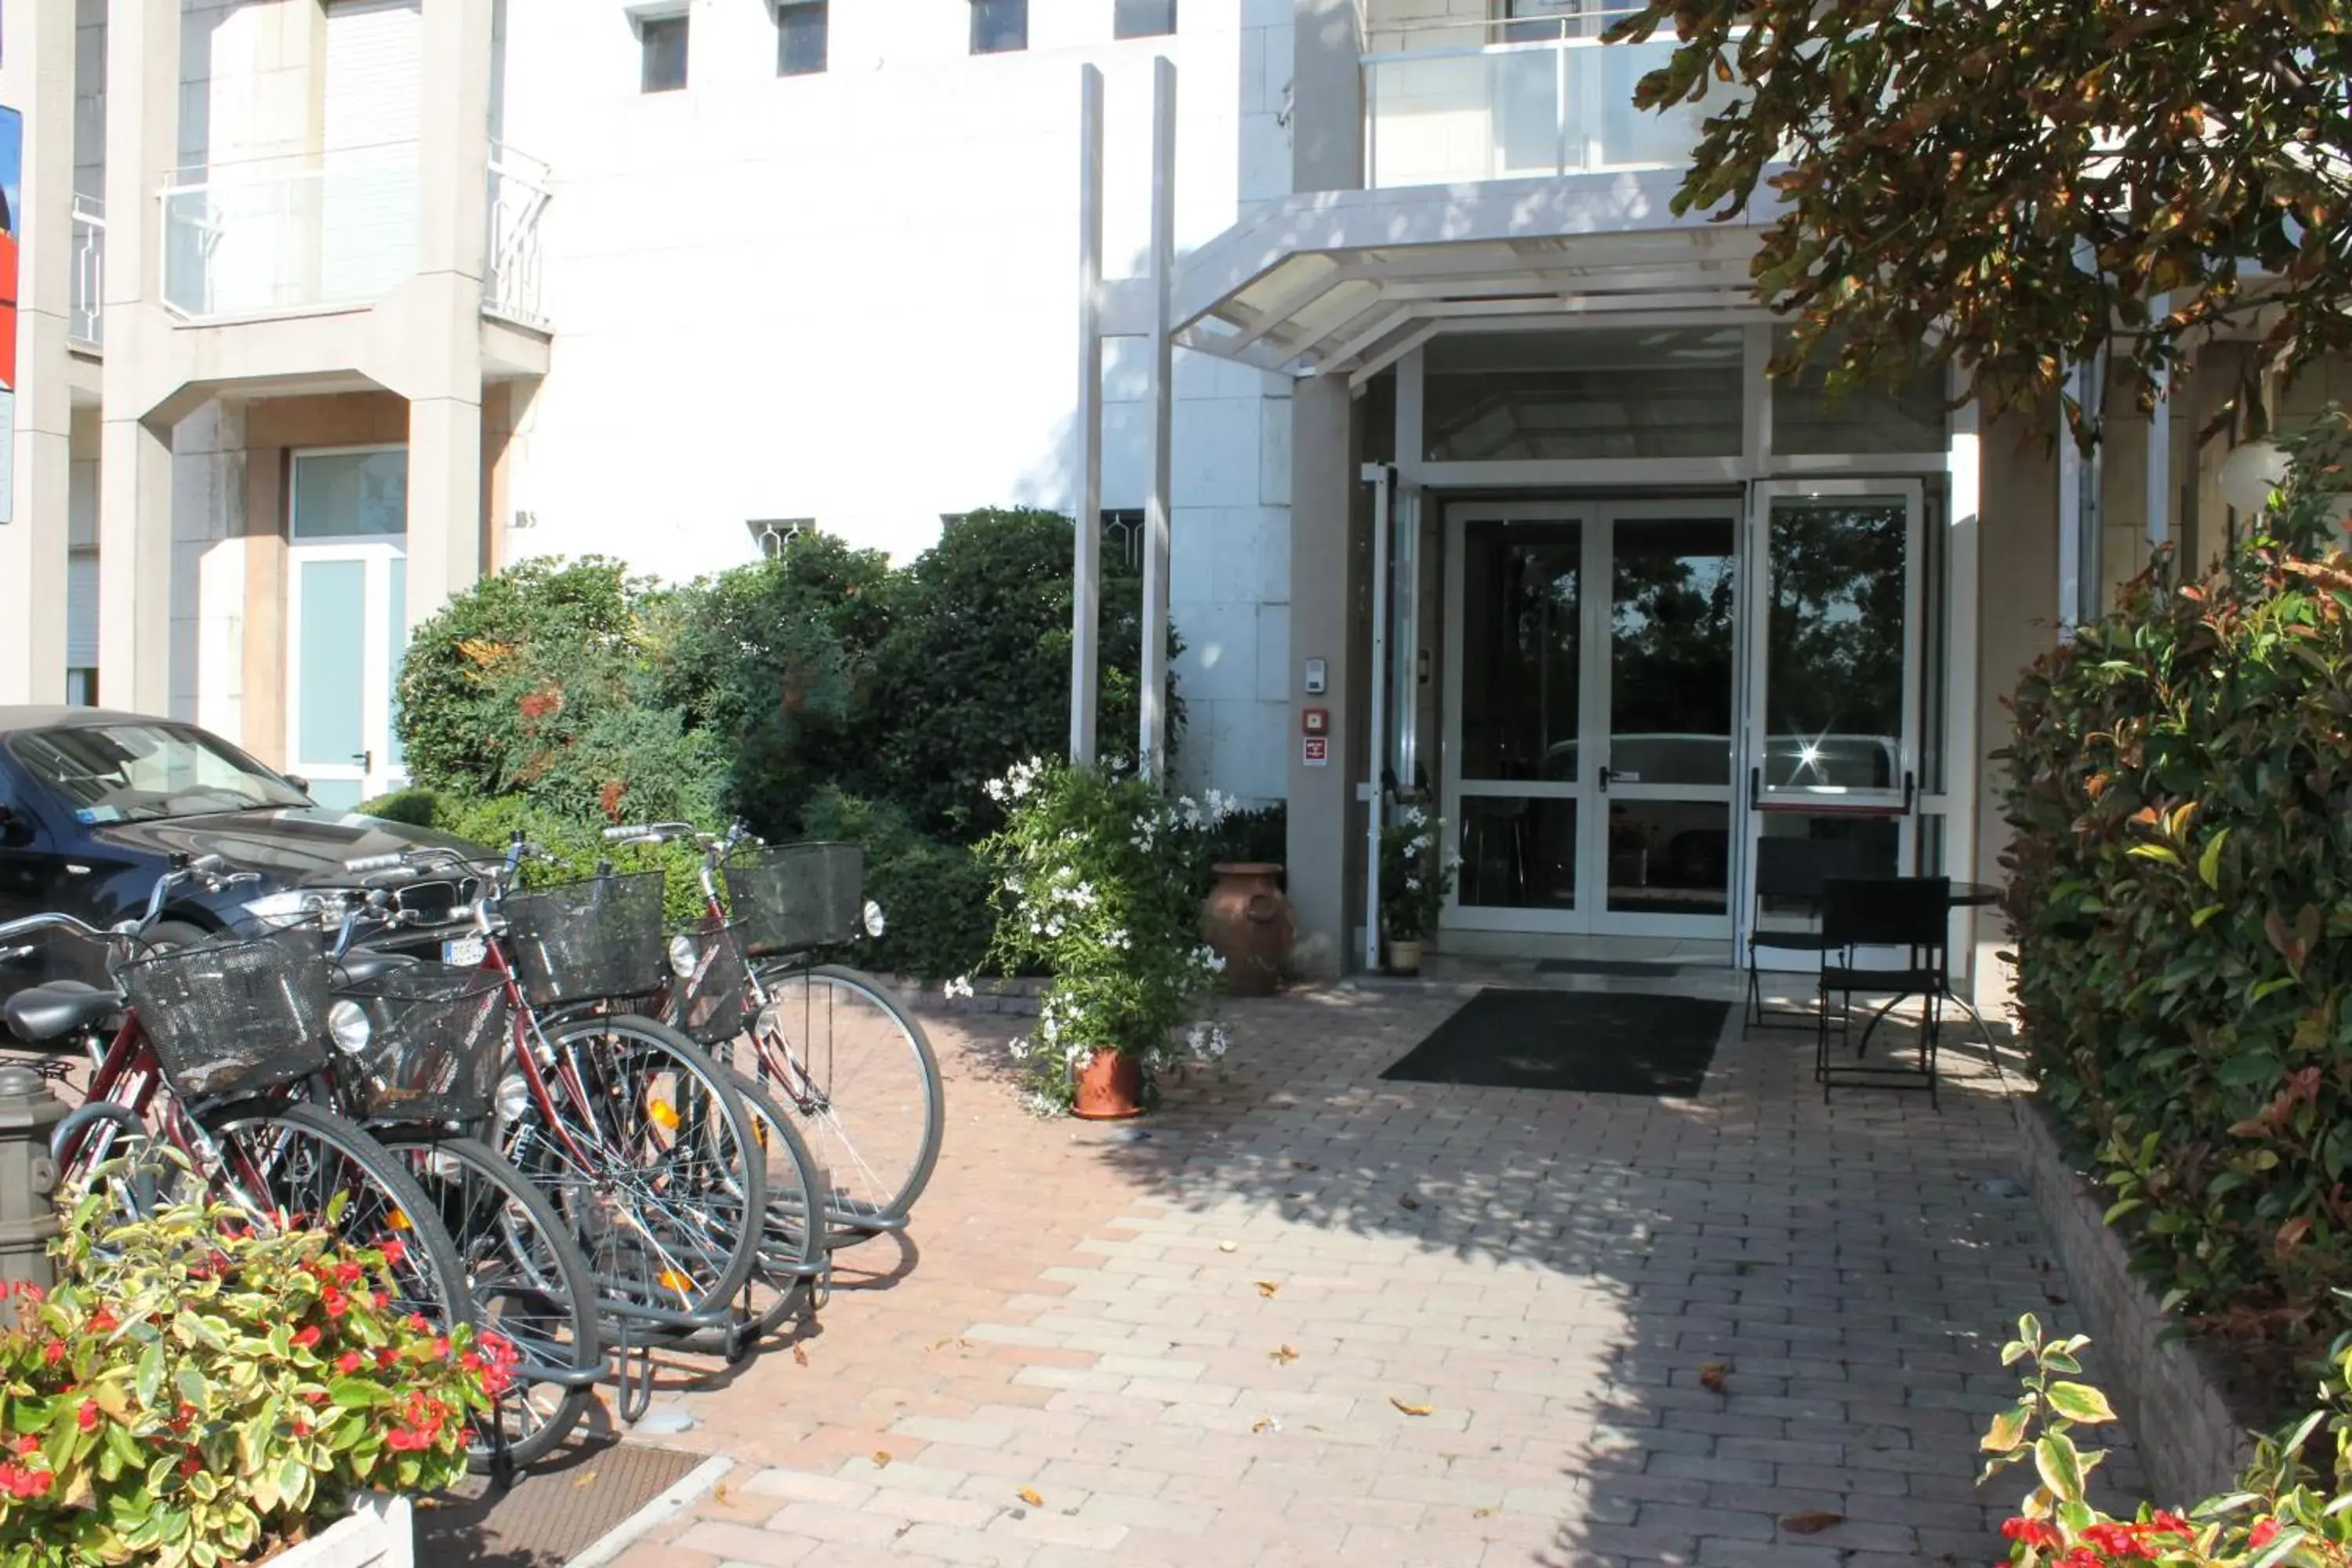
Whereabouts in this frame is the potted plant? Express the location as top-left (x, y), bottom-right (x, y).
top-left (982, 757), bottom-right (1229, 1119)
top-left (0, 1176), bottom-right (509, 1566)
top-left (1379, 809), bottom-right (1454, 975)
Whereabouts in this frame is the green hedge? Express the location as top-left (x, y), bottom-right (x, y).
top-left (2002, 412), bottom-right (2352, 1356)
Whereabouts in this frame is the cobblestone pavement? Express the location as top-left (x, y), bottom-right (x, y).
top-left (605, 980), bottom-right (2142, 1568)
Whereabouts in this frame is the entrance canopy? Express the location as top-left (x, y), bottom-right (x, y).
top-left (1165, 171), bottom-right (1777, 387)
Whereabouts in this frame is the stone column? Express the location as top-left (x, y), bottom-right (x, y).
top-left (0, 0), bottom-right (77, 702)
top-left (1284, 376), bottom-right (1363, 978)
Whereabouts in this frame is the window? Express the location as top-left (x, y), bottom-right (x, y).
top-left (639, 12), bottom-right (688, 93)
top-left (970, 0), bottom-right (1026, 55)
top-left (776, 0), bottom-right (826, 75)
top-left (1503, 0), bottom-right (1596, 43)
top-left (1113, 0), bottom-right (1174, 38)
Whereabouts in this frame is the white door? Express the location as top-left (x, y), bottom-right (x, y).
top-left (321, 0), bottom-right (422, 304)
top-left (286, 448), bottom-right (410, 812)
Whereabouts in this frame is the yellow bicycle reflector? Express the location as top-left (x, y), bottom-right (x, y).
top-left (648, 1100), bottom-right (681, 1131)
top-left (388, 1210), bottom-right (413, 1232)
top-left (658, 1269), bottom-right (694, 1298)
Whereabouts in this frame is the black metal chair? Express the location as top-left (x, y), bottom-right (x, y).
top-left (1745, 837), bottom-right (1869, 1029)
top-left (1816, 875), bottom-right (1951, 1105)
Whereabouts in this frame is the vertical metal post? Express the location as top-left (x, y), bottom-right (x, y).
top-left (1391, 485), bottom-right (1417, 793)
top-left (1138, 56), bottom-right (1177, 780)
top-left (1069, 65), bottom-right (1105, 764)
top-left (2146, 294), bottom-right (2172, 555)
top-left (1555, 38), bottom-right (1570, 176)
top-left (1364, 463), bottom-right (1392, 974)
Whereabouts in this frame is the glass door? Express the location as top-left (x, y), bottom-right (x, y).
top-left (1741, 481), bottom-right (1924, 943)
top-left (1596, 506), bottom-right (1740, 936)
top-left (285, 448), bottom-right (410, 812)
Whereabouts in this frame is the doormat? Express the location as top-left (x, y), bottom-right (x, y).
top-left (1533, 958), bottom-right (1683, 978)
top-left (419, 1439), bottom-right (706, 1566)
top-left (1381, 989), bottom-right (1730, 1098)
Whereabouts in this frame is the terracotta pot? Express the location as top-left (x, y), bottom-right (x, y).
top-left (1201, 862), bottom-right (1295, 998)
top-left (1386, 938), bottom-right (1425, 976)
top-left (1071, 1048), bottom-right (1145, 1120)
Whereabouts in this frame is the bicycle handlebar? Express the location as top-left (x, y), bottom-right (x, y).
top-left (602, 821), bottom-right (698, 844)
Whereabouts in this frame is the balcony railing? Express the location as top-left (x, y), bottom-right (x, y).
top-left (159, 142), bottom-right (550, 327)
top-left (70, 194), bottom-right (104, 347)
top-left (1363, 13), bottom-right (1721, 189)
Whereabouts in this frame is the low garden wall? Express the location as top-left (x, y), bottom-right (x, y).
top-left (2015, 1098), bottom-right (2262, 1504)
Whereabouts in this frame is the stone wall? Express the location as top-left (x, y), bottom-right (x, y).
top-left (2014, 1100), bottom-right (2261, 1504)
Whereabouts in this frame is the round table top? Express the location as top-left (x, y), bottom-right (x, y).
top-left (1947, 880), bottom-right (2002, 907)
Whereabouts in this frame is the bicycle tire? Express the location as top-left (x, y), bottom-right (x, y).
top-left (720, 1066), bottom-right (829, 1341)
top-left (375, 1131), bottom-right (603, 1472)
top-left (506, 1012), bottom-right (765, 1323)
top-left (745, 963), bottom-right (943, 1233)
top-left (201, 1100), bottom-right (474, 1334)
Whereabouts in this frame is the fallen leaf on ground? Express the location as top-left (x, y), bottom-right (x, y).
top-left (1218, 1240), bottom-right (1238, 1253)
top-left (925, 1337), bottom-right (956, 1351)
top-left (1286, 1158), bottom-right (1319, 1171)
top-left (791, 1345), bottom-right (810, 1367)
top-left (1698, 1362), bottom-right (1729, 1392)
top-left (1268, 1343), bottom-right (1300, 1363)
top-left (1399, 1192), bottom-right (1422, 1210)
top-left (871, 1452), bottom-right (893, 1468)
top-left (1389, 1396), bottom-right (1434, 1417)
top-left (1250, 1416), bottom-right (1279, 1433)
top-left (1780, 1511), bottom-right (1844, 1534)
top-left (1255, 1280), bottom-right (1279, 1297)
top-left (572, 1470), bottom-right (597, 1487)
top-left (1472, 1508), bottom-right (1495, 1519)
top-left (1017, 1487), bottom-right (1044, 1507)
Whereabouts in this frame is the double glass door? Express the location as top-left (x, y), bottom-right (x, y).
top-left (1443, 501), bottom-right (1742, 936)
top-left (284, 448), bottom-right (411, 811)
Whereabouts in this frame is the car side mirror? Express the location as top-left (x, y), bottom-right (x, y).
top-left (0, 806), bottom-right (28, 849)
top-left (282, 774), bottom-right (311, 794)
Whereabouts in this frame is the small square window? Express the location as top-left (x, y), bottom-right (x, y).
top-left (776, 0), bottom-right (826, 75)
top-left (640, 13), bottom-right (688, 92)
top-left (1113, 0), bottom-right (1174, 38)
top-left (970, 0), bottom-right (1026, 55)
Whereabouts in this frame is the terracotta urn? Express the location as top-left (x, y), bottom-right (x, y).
top-left (1072, 1048), bottom-right (1144, 1120)
top-left (1201, 862), bottom-right (1295, 997)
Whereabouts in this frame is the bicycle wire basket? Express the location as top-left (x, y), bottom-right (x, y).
top-left (118, 928), bottom-right (332, 1105)
top-left (723, 843), bottom-right (865, 958)
top-left (332, 963), bottom-right (511, 1123)
top-left (666, 920), bottom-right (753, 1045)
top-left (499, 871), bottom-right (667, 1010)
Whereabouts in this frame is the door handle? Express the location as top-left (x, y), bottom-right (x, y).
top-left (1595, 766), bottom-right (1612, 794)
top-left (1749, 765), bottom-right (1762, 807)
top-left (1902, 770), bottom-right (1916, 814)
top-left (354, 750), bottom-right (373, 773)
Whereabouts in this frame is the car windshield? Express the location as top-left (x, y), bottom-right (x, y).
top-left (7, 723), bottom-right (310, 824)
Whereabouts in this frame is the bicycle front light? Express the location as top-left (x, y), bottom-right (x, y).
top-left (242, 889), bottom-right (323, 929)
top-left (667, 935), bottom-right (699, 978)
top-left (327, 1000), bottom-right (372, 1056)
top-left (863, 900), bottom-right (887, 938)
top-left (496, 1073), bottom-right (530, 1124)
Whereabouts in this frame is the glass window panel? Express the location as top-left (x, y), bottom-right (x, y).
top-left (1460, 520), bottom-right (1580, 782)
top-left (1762, 500), bottom-right (1907, 791)
top-left (298, 560), bottom-right (368, 765)
top-left (641, 14), bottom-right (688, 91)
top-left (387, 557), bottom-right (407, 771)
top-left (292, 450), bottom-right (407, 539)
top-left (1503, 0), bottom-right (1599, 42)
top-left (1609, 518), bottom-right (1736, 786)
top-left (777, 0), bottom-right (826, 74)
top-left (1425, 329), bottom-right (1745, 461)
top-left (1605, 800), bottom-right (1729, 916)
top-left (1772, 332), bottom-right (1947, 454)
top-left (1458, 797), bottom-right (1578, 909)
top-left (1112, 0), bottom-right (1174, 38)
top-left (971, 0), bottom-right (1026, 53)
top-left (1492, 46), bottom-right (1563, 176)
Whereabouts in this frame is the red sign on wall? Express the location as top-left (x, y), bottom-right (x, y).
top-left (1302, 736), bottom-right (1329, 767)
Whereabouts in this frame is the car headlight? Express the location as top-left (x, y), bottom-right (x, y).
top-left (327, 1000), bottom-right (372, 1056)
top-left (863, 900), bottom-right (887, 938)
top-left (242, 889), bottom-right (325, 929)
top-left (667, 935), bottom-right (700, 978)
top-left (496, 1073), bottom-right (531, 1125)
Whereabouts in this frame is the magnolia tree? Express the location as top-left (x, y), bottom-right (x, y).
top-left (1612, 0), bottom-right (2352, 438)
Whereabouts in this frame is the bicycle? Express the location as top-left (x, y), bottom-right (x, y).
top-left (603, 821), bottom-right (943, 1245)
top-left (0, 856), bottom-right (473, 1337)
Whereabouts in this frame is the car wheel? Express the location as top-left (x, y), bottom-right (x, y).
top-left (138, 920), bottom-right (212, 956)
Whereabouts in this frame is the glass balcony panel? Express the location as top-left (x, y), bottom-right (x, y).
top-left (162, 160), bottom-right (418, 318)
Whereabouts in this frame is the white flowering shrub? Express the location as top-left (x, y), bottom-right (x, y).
top-left (1378, 807), bottom-right (1456, 942)
top-left (978, 757), bottom-right (1232, 1111)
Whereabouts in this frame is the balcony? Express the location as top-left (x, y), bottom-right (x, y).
top-left (1363, 13), bottom-right (1719, 190)
top-left (159, 143), bottom-right (549, 326)
top-left (70, 194), bottom-right (103, 348)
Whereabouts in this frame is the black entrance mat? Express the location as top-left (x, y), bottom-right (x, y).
top-left (1381, 989), bottom-right (1730, 1097)
top-left (420, 1439), bottom-right (707, 1565)
top-left (1533, 958), bottom-right (1683, 978)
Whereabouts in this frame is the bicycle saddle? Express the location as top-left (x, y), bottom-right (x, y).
top-left (331, 949), bottom-right (423, 988)
top-left (4, 981), bottom-right (119, 1044)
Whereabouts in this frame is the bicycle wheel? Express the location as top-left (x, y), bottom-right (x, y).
top-left (746, 964), bottom-right (942, 1235)
top-left (201, 1101), bottom-right (473, 1333)
top-left (720, 1067), bottom-right (829, 1341)
top-left (377, 1132), bottom-right (603, 1472)
top-left (506, 1013), bottom-right (765, 1323)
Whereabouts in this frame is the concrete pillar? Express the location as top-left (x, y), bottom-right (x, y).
top-left (0, 0), bottom-right (78, 702)
top-left (1285, 376), bottom-right (1363, 978)
top-left (403, 0), bottom-right (495, 623)
top-left (1290, 0), bottom-right (1365, 193)
top-left (97, 0), bottom-right (183, 714)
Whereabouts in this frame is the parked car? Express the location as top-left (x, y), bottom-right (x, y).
top-left (0, 706), bottom-right (479, 996)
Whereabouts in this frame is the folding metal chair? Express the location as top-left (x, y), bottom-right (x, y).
top-left (1746, 837), bottom-right (1867, 1029)
top-left (1816, 875), bottom-right (1951, 1105)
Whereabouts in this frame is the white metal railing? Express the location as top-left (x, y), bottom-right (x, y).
top-left (1362, 11), bottom-right (1724, 189)
top-left (485, 142), bottom-right (551, 328)
top-left (69, 194), bottom-right (104, 347)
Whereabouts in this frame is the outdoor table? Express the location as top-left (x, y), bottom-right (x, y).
top-left (1846, 877), bottom-right (2005, 1069)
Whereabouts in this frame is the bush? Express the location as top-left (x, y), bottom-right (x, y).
top-left (0, 1181), bottom-right (503, 1567)
top-left (800, 789), bottom-right (996, 982)
top-left (2002, 410), bottom-right (2352, 1363)
top-left (356, 789), bottom-right (713, 924)
top-left (1205, 802), bottom-right (1288, 869)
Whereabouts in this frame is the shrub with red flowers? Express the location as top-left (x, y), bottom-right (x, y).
top-left (1986, 1314), bottom-right (2352, 1566)
top-left (0, 1179), bottom-right (509, 1567)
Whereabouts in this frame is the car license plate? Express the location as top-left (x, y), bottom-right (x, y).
top-left (442, 935), bottom-right (487, 968)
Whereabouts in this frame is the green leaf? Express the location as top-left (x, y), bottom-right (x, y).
top-left (2127, 843), bottom-right (2181, 865)
top-left (2044, 1381), bottom-right (2118, 1425)
top-left (328, 1377), bottom-right (392, 1410)
top-left (1980, 1405), bottom-right (2030, 1454)
top-left (135, 1338), bottom-right (165, 1409)
top-left (2198, 829), bottom-right (2230, 888)
top-left (2034, 1432), bottom-right (2085, 1502)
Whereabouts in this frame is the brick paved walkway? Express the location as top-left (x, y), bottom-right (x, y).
top-left (604, 980), bottom-right (2143, 1568)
